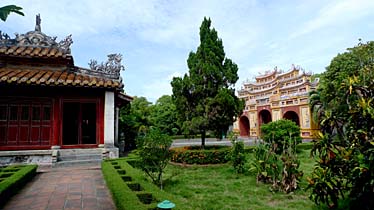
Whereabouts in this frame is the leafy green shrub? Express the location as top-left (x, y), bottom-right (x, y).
top-left (137, 128), bottom-right (172, 189)
top-left (170, 146), bottom-right (230, 164)
top-left (279, 141), bottom-right (303, 193)
top-left (251, 120), bottom-right (303, 193)
top-left (261, 119), bottom-right (302, 154)
top-left (250, 142), bottom-right (281, 185)
top-left (228, 132), bottom-right (246, 173)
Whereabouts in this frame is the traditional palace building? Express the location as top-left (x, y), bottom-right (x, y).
top-left (234, 65), bottom-right (318, 139)
top-left (0, 15), bottom-right (132, 165)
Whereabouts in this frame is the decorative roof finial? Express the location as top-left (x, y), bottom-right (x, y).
top-left (35, 14), bottom-right (41, 32)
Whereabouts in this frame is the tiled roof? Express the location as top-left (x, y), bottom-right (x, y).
top-left (0, 67), bottom-right (122, 89)
top-left (0, 45), bottom-right (71, 59)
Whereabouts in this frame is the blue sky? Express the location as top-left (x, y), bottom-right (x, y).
top-left (2, 0), bottom-right (374, 102)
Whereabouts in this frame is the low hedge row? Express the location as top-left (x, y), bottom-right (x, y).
top-left (170, 146), bottom-right (231, 164)
top-left (0, 164), bottom-right (38, 207)
top-left (169, 142), bottom-right (312, 165)
top-left (102, 159), bottom-right (192, 210)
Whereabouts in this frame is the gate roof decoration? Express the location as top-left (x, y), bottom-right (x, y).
top-left (0, 14), bottom-right (124, 89)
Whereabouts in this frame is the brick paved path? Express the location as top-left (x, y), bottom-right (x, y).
top-left (3, 165), bottom-right (116, 210)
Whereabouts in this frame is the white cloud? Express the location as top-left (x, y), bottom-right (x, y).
top-left (290, 0), bottom-right (374, 39)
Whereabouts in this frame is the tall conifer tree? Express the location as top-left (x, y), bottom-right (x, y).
top-left (171, 17), bottom-right (243, 148)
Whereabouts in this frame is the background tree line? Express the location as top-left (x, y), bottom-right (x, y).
top-left (119, 95), bottom-right (180, 150)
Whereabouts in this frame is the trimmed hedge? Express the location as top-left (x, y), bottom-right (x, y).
top-left (102, 158), bottom-right (192, 210)
top-left (0, 165), bottom-right (38, 207)
top-left (170, 142), bottom-right (311, 165)
top-left (170, 146), bottom-right (231, 164)
top-left (244, 143), bottom-right (311, 154)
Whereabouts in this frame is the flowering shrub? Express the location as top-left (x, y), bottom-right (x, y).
top-left (170, 146), bottom-right (230, 164)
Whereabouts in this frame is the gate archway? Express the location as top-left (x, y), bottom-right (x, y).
top-left (283, 111), bottom-right (300, 126)
top-left (259, 110), bottom-right (272, 125)
top-left (239, 116), bottom-right (250, 137)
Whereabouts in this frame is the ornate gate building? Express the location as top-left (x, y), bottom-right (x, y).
top-left (234, 65), bottom-right (318, 138)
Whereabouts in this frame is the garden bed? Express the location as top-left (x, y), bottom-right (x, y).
top-left (0, 164), bottom-right (38, 207)
top-left (102, 158), bottom-right (191, 210)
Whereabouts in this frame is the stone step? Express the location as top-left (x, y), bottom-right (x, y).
top-left (53, 159), bottom-right (102, 168)
top-left (57, 153), bottom-right (102, 161)
top-left (58, 149), bottom-right (103, 156)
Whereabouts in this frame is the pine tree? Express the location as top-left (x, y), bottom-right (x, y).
top-left (171, 17), bottom-right (243, 148)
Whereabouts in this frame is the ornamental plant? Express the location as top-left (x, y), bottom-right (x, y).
top-left (228, 132), bottom-right (246, 173)
top-left (251, 120), bottom-right (303, 192)
top-left (261, 119), bottom-right (302, 154)
top-left (137, 127), bottom-right (172, 190)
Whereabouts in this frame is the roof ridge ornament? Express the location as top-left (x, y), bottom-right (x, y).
top-left (87, 54), bottom-right (125, 79)
top-left (0, 14), bottom-right (73, 54)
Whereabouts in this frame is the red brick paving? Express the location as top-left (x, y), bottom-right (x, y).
top-left (2, 165), bottom-right (116, 210)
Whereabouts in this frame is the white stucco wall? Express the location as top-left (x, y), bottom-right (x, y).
top-left (104, 91), bottom-right (115, 147)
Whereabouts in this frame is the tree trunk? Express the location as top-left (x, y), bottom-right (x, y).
top-left (201, 130), bottom-right (206, 149)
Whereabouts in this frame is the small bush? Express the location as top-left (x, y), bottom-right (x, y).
top-left (228, 132), bottom-right (246, 173)
top-left (252, 120), bottom-right (304, 193)
top-left (170, 146), bottom-right (230, 164)
top-left (137, 128), bottom-right (172, 189)
top-left (261, 119), bottom-right (302, 154)
top-left (250, 142), bottom-right (281, 184)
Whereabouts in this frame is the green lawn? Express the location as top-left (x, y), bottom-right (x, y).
top-left (161, 149), bottom-right (322, 210)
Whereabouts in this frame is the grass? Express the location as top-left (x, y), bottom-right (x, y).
top-left (161, 149), bottom-right (322, 210)
top-left (108, 144), bottom-right (330, 209)
top-left (0, 164), bottom-right (38, 207)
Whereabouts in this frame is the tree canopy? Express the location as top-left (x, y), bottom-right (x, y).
top-left (119, 96), bottom-right (153, 150)
top-left (119, 95), bottom-right (181, 150)
top-left (171, 17), bottom-right (243, 147)
top-left (150, 95), bottom-right (180, 135)
top-left (308, 40), bottom-right (374, 209)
